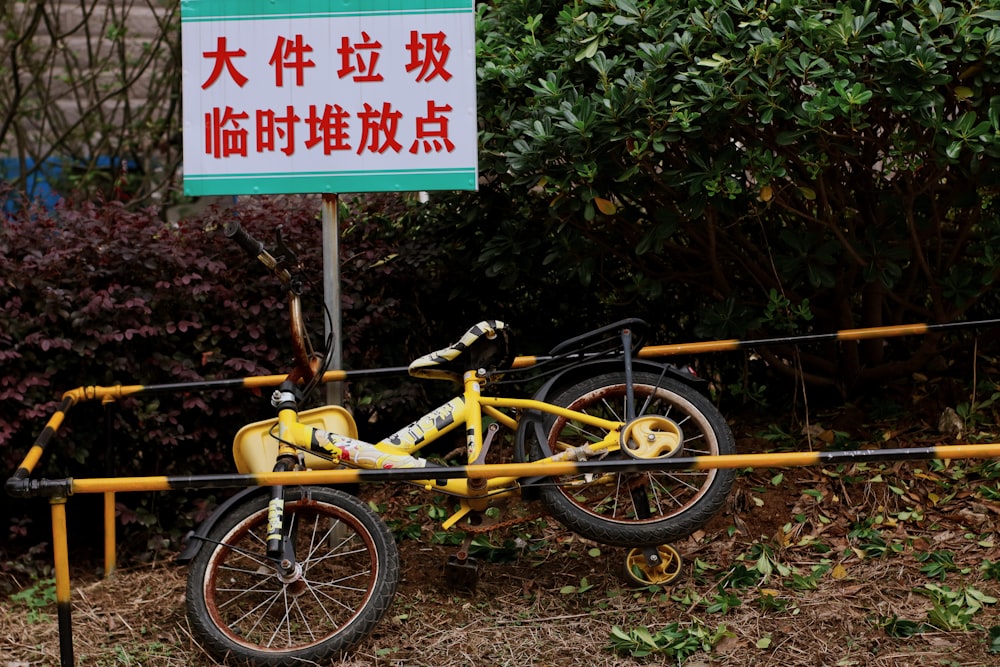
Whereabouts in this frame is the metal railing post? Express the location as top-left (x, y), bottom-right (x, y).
top-left (50, 497), bottom-right (74, 666)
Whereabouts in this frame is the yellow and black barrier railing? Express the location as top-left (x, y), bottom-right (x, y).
top-left (18, 442), bottom-right (1000, 500)
top-left (4, 367), bottom-right (410, 497)
top-left (12, 317), bottom-right (1000, 498)
top-left (638, 319), bottom-right (1000, 357)
top-left (21, 443), bottom-right (1000, 667)
top-left (515, 317), bottom-right (1000, 366)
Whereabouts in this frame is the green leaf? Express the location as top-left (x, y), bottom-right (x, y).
top-left (614, 0), bottom-right (640, 16)
top-left (633, 626), bottom-right (660, 648)
top-left (575, 39), bottom-right (600, 62)
top-left (884, 616), bottom-right (931, 637)
top-left (989, 626), bottom-right (1000, 653)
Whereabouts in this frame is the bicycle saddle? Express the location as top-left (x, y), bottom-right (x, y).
top-left (409, 320), bottom-right (513, 381)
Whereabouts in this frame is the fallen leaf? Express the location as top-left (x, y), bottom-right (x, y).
top-left (594, 197), bottom-right (617, 215)
top-left (715, 635), bottom-right (743, 654)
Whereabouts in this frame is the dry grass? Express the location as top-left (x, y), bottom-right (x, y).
top-left (4, 461), bottom-right (1000, 667)
top-left (3, 545), bottom-right (998, 667)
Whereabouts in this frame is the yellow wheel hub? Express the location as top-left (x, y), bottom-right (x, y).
top-left (620, 415), bottom-right (683, 459)
top-left (624, 544), bottom-right (683, 586)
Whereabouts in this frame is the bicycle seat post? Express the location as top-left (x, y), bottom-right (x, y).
top-left (462, 369), bottom-right (494, 507)
top-left (463, 369), bottom-right (484, 461)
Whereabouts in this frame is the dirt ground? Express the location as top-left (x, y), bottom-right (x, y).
top-left (5, 413), bottom-right (1000, 666)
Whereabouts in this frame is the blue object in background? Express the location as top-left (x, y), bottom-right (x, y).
top-left (1, 156), bottom-right (137, 212)
top-left (1, 157), bottom-right (65, 212)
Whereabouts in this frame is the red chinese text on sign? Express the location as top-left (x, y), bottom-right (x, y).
top-left (211, 101), bottom-right (454, 157)
top-left (357, 102), bottom-right (403, 155)
top-left (338, 32), bottom-right (384, 82)
top-left (410, 101), bottom-right (455, 153)
top-left (406, 31), bottom-right (452, 82)
top-left (305, 104), bottom-right (352, 155)
top-left (201, 36), bottom-right (248, 89)
top-left (205, 106), bottom-right (250, 157)
top-left (269, 35), bottom-right (316, 87)
top-left (257, 106), bottom-right (301, 156)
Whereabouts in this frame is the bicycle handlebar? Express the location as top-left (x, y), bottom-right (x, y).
top-left (224, 220), bottom-right (265, 260)
top-left (224, 220), bottom-right (317, 384)
top-left (224, 220), bottom-right (292, 284)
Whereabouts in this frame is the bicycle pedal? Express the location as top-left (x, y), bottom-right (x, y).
top-left (445, 554), bottom-right (479, 591)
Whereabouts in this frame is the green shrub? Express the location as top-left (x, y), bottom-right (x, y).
top-left (469, 0), bottom-right (1000, 391)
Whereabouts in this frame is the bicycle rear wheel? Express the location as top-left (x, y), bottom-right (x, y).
top-left (527, 371), bottom-right (736, 546)
top-left (186, 486), bottom-right (398, 666)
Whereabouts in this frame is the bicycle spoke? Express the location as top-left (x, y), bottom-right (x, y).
top-left (215, 573), bottom-right (281, 608)
top-left (598, 397), bottom-right (624, 423)
top-left (291, 592), bottom-right (318, 643)
top-left (264, 587), bottom-right (292, 648)
top-left (652, 471), bottom-right (702, 497)
top-left (216, 561), bottom-right (271, 577)
top-left (231, 585), bottom-right (284, 640)
top-left (558, 419), bottom-right (604, 445)
top-left (308, 576), bottom-right (371, 600)
top-left (305, 577), bottom-right (342, 630)
top-left (305, 544), bottom-right (368, 569)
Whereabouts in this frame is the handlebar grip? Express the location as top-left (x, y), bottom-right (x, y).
top-left (224, 221), bottom-right (265, 260)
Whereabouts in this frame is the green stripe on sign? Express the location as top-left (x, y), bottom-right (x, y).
top-left (183, 169), bottom-right (478, 196)
top-left (181, 0), bottom-right (473, 21)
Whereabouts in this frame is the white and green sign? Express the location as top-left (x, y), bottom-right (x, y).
top-left (180, 0), bottom-right (478, 196)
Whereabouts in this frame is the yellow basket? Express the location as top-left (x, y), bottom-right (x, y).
top-left (232, 405), bottom-right (358, 474)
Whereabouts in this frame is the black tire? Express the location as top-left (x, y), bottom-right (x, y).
top-left (186, 486), bottom-right (399, 666)
top-left (527, 371), bottom-right (736, 546)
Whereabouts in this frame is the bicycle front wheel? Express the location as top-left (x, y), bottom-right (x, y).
top-left (528, 371), bottom-right (736, 546)
top-left (186, 486), bottom-right (399, 666)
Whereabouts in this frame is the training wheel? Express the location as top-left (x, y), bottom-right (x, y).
top-left (624, 544), bottom-right (683, 586)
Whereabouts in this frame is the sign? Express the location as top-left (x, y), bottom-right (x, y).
top-left (180, 0), bottom-right (478, 196)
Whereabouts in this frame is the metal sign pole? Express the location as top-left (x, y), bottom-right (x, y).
top-left (322, 193), bottom-right (343, 407)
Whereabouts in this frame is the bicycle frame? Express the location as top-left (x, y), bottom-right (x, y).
top-left (220, 221), bottom-right (670, 552)
top-left (272, 367), bottom-right (627, 530)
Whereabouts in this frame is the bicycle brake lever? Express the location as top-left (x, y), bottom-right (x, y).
top-left (272, 227), bottom-right (308, 294)
top-left (272, 226), bottom-right (300, 272)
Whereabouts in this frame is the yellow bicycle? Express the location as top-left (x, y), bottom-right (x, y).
top-left (179, 221), bottom-right (736, 665)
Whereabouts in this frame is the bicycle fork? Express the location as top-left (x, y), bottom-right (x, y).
top-left (266, 382), bottom-right (304, 573)
top-left (621, 327), bottom-right (666, 569)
